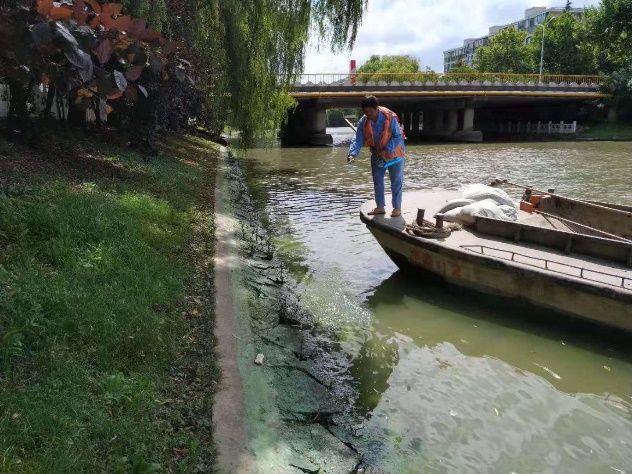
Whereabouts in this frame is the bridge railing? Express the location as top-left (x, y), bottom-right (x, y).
top-left (289, 73), bottom-right (605, 87)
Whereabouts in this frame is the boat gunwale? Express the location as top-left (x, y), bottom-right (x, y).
top-left (586, 200), bottom-right (632, 214)
top-left (473, 214), bottom-right (632, 263)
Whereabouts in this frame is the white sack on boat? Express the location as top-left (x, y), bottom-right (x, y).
top-left (443, 207), bottom-right (464, 223)
top-left (441, 184), bottom-right (518, 225)
top-left (461, 199), bottom-right (514, 224)
top-left (445, 199), bottom-right (517, 225)
top-left (498, 204), bottom-right (518, 221)
top-left (461, 184), bottom-right (514, 207)
top-left (437, 199), bottom-right (475, 214)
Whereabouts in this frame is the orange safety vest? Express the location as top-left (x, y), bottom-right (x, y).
top-left (363, 106), bottom-right (406, 161)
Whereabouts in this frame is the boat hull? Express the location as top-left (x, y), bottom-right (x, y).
top-left (367, 224), bottom-right (632, 332)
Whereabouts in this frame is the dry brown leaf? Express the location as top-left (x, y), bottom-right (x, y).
top-left (113, 15), bottom-right (132, 32)
top-left (128, 18), bottom-right (147, 38)
top-left (49, 5), bottom-right (74, 20)
top-left (87, 0), bottom-right (101, 14)
top-left (107, 90), bottom-right (123, 100)
top-left (73, 0), bottom-right (88, 25)
top-left (101, 13), bottom-right (116, 29)
top-left (126, 65), bottom-right (143, 81)
top-left (101, 3), bottom-right (124, 17)
top-left (37, 0), bottom-right (53, 16)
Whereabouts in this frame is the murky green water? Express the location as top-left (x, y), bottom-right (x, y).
top-left (240, 130), bottom-right (632, 473)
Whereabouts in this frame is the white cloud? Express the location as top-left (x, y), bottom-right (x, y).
top-left (303, 0), bottom-right (600, 74)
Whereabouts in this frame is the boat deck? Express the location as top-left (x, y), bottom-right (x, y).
top-left (361, 190), bottom-right (632, 291)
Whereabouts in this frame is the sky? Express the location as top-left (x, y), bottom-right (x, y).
top-left (303, 0), bottom-right (600, 74)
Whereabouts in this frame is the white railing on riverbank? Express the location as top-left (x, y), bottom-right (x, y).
top-left (497, 120), bottom-right (577, 135)
top-left (0, 82), bottom-right (69, 120)
top-left (0, 82), bottom-right (97, 121)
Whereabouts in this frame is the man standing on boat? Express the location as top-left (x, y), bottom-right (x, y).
top-left (347, 95), bottom-right (405, 217)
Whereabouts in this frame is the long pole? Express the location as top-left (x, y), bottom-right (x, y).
top-left (344, 117), bottom-right (357, 132)
top-left (534, 210), bottom-right (632, 243)
top-left (539, 24), bottom-right (546, 83)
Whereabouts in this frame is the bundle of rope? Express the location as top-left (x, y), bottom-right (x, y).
top-left (405, 219), bottom-right (462, 239)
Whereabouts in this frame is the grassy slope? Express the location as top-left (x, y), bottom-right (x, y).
top-left (0, 132), bottom-right (219, 473)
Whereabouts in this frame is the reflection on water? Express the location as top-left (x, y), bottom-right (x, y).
top-left (366, 272), bottom-right (632, 397)
top-left (240, 133), bottom-right (632, 472)
top-left (355, 273), bottom-right (632, 472)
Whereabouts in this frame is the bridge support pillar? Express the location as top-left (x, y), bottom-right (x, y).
top-left (451, 106), bottom-right (482, 141)
top-left (422, 105), bottom-right (482, 142)
top-left (281, 99), bottom-right (333, 146)
top-left (463, 107), bottom-right (475, 131)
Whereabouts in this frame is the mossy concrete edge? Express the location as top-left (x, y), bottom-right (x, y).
top-left (212, 149), bottom-right (258, 473)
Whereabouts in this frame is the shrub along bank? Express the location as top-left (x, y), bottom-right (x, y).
top-left (0, 132), bottom-right (219, 472)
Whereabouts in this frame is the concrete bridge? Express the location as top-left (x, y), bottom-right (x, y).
top-left (281, 73), bottom-right (607, 145)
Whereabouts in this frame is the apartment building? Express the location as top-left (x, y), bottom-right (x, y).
top-left (443, 6), bottom-right (584, 72)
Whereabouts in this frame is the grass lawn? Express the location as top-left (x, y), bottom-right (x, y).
top-left (577, 122), bottom-right (632, 140)
top-left (0, 130), bottom-right (219, 473)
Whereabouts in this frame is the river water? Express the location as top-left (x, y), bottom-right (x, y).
top-left (238, 128), bottom-right (632, 473)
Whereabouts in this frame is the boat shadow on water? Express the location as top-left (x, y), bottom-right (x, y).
top-left (361, 269), bottom-right (632, 402)
top-left (343, 270), bottom-right (632, 471)
top-left (366, 269), bottom-right (632, 355)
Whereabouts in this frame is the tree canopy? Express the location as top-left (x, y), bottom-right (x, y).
top-left (471, 1), bottom-right (630, 78)
top-left (355, 54), bottom-right (421, 83)
top-left (584, 0), bottom-right (632, 73)
top-left (0, 0), bottom-right (193, 145)
top-left (467, 0), bottom-right (632, 117)
top-left (529, 12), bottom-right (596, 75)
top-left (474, 28), bottom-right (531, 74)
top-left (446, 61), bottom-right (476, 74)
top-left (357, 55), bottom-right (420, 74)
top-left (0, 0), bottom-right (369, 147)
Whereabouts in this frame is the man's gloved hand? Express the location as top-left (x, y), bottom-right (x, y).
top-left (347, 154), bottom-right (355, 163)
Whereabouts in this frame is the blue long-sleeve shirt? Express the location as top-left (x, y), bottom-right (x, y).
top-left (348, 109), bottom-right (405, 157)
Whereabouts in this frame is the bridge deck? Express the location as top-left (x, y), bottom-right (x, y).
top-left (288, 73), bottom-right (606, 98)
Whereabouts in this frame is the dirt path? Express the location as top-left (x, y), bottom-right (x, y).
top-left (212, 155), bottom-right (257, 473)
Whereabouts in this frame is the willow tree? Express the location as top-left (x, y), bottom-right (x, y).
top-left (123, 0), bottom-right (168, 30)
top-left (218, 0), bottom-right (367, 146)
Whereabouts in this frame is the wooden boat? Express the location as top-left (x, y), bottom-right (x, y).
top-left (360, 188), bottom-right (632, 331)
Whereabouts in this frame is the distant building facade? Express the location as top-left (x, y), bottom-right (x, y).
top-left (443, 6), bottom-right (584, 72)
